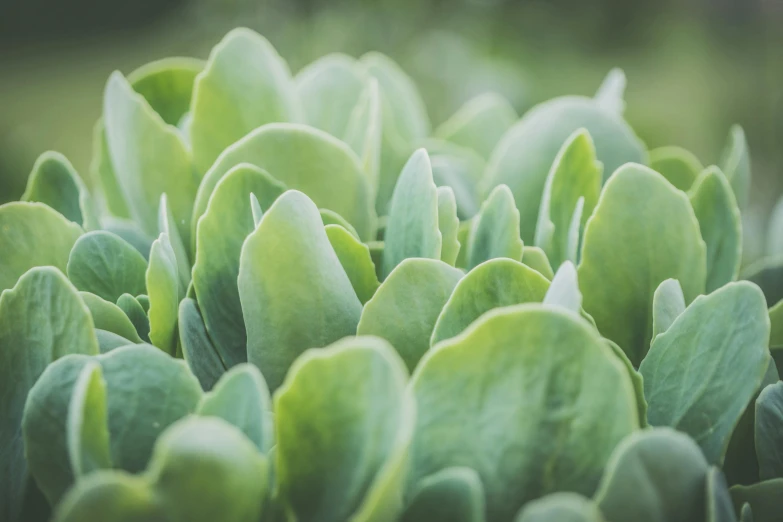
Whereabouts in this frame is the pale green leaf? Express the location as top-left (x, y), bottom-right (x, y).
top-left (467, 184), bottom-right (523, 270)
top-left (755, 381), bottom-right (783, 480)
top-left (720, 125), bottom-right (751, 210)
top-left (521, 245), bottom-right (554, 280)
top-left (80, 292), bottom-right (143, 344)
top-left (437, 186), bottom-right (460, 266)
top-left (594, 67), bottom-right (626, 115)
top-left (178, 298), bottom-right (226, 391)
top-left (402, 467), bottom-right (485, 522)
top-left (146, 234), bottom-right (179, 355)
top-left (434, 92), bottom-right (517, 160)
top-left (116, 293), bottom-right (150, 343)
top-left (649, 146), bottom-right (703, 192)
top-left (543, 261), bottom-right (581, 313)
top-left (515, 493), bottom-right (604, 522)
top-left (651, 278), bottom-right (686, 340)
top-left (67, 362), bottom-right (112, 477)
top-left (326, 224), bottom-right (380, 305)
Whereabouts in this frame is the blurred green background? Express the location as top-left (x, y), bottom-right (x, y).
top-left (1, 0), bottom-right (781, 249)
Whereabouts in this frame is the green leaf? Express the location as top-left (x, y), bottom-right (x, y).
top-left (189, 27), bottom-right (301, 173)
top-left (720, 125), bottom-right (751, 210)
top-left (740, 503), bottom-right (754, 522)
top-left (53, 471), bottom-right (166, 522)
top-left (80, 292), bottom-right (143, 344)
top-left (410, 304), bottom-right (638, 522)
top-left (178, 298), bottom-right (226, 391)
top-left (706, 468), bottom-right (739, 522)
top-left (116, 293), bottom-right (150, 343)
top-left (192, 122), bottom-right (375, 241)
top-left (67, 362), bottom-right (112, 477)
top-left (96, 330), bottom-right (135, 353)
top-left (401, 467), bottom-right (485, 522)
top-left (730, 480), bottom-right (783, 522)
top-left (275, 336), bottom-right (414, 522)
top-left (22, 151), bottom-right (98, 229)
top-left (101, 217), bottom-right (153, 260)
top-left (467, 184), bottom-right (523, 270)
top-left (54, 417), bottom-right (268, 522)
top-left (543, 261), bottom-right (581, 312)
top-left (192, 163), bottom-right (286, 367)
top-left (67, 231), bottom-right (148, 303)
top-left (127, 57), bottom-right (203, 126)
top-left (434, 92), bottom-right (517, 160)
top-left (358, 258), bottom-right (463, 370)
top-left (2, 268), bottom-right (98, 516)
top-left (147, 417), bottom-right (269, 522)
top-left (756, 381), bottom-right (783, 480)
top-left (522, 245), bottom-right (554, 279)
top-left (743, 257), bottom-right (783, 307)
top-left (326, 224), bottom-right (380, 305)
top-left (428, 140), bottom-right (484, 220)
top-left (578, 164), bottom-right (706, 365)
top-left (534, 129), bottom-right (602, 268)
top-left (344, 77), bottom-right (382, 195)
top-left (437, 187), bottom-right (461, 266)
top-left (239, 191), bottom-right (362, 391)
top-left (157, 194), bottom-right (190, 297)
top-left (649, 146), bottom-right (703, 191)
top-left (431, 258), bottom-right (549, 346)
top-left (360, 52), bottom-right (430, 216)
top-left (250, 194), bottom-right (264, 226)
top-left (515, 493), bottom-right (604, 522)
top-left (146, 234), bottom-right (179, 354)
top-left (295, 53), bottom-right (366, 139)
top-left (103, 71), bottom-right (199, 246)
top-left (689, 166), bottom-right (742, 292)
top-left (320, 208), bottom-right (359, 237)
top-left (651, 278), bottom-right (686, 340)
top-left (483, 96), bottom-right (646, 243)
top-left (594, 67), bottom-right (626, 115)
top-left (594, 428), bottom-right (708, 522)
top-left (724, 357), bottom-right (779, 486)
top-left (91, 121), bottom-right (131, 219)
top-left (382, 149), bottom-right (442, 279)
top-left (605, 338), bottom-right (648, 426)
top-left (197, 363), bottom-right (273, 453)
top-left (0, 202), bottom-right (83, 293)
top-left (640, 282), bottom-right (770, 464)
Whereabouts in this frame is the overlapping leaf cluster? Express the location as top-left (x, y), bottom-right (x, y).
top-left (1, 27), bottom-right (782, 522)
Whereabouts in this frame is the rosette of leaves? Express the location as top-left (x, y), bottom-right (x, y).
top-left (0, 27), bottom-right (779, 522)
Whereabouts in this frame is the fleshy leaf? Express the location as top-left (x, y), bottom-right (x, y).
top-left (720, 125), bottom-right (751, 210)
top-left (522, 246), bottom-right (554, 279)
top-left (192, 163), bottom-right (286, 367)
top-left (594, 428), bottom-right (708, 522)
top-left (80, 292), bottom-right (143, 344)
top-left (401, 467), bottom-right (485, 522)
top-left (189, 27), bottom-right (301, 173)
top-left (382, 148), bottom-right (442, 278)
top-left (743, 257), bottom-right (783, 307)
top-left (437, 186), bottom-right (461, 266)
top-left (326, 224), bottom-right (380, 305)
top-left (578, 163), bottom-right (706, 366)
top-left (295, 53), bottom-right (366, 139)
top-left (706, 467), bottom-right (738, 522)
top-left (428, 141), bottom-right (484, 221)
top-left (2, 268), bottom-right (98, 517)
top-left (275, 336), bottom-right (414, 522)
top-left (483, 96), bottom-right (646, 243)
top-left (116, 293), bottom-right (150, 342)
top-left (238, 191), bottom-right (361, 391)
top-left (22, 151), bottom-right (98, 229)
top-left (534, 129), bottom-right (602, 268)
top-left (344, 77), bottom-right (382, 194)
top-left (639, 282), bottom-right (770, 464)
top-left (515, 493), bottom-right (604, 522)
top-left (410, 304), bottom-right (638, 522)
top-left (157, 194), bottom-right (190, 297)
top-left (689, 166), bottom-right (742, 292)
top-left (178, 298), bottom-right (226, 391)
top-left (197, 364), bottom-right (273, 453)
top-left (431, 258), bottom-right (549, 346)
top-left (67, 362), bottom-right (112, 477)
top-left (320, 208), bottom-right (359, 237)
top-left (192, 122), bottom-right (374, 241)
top-left (103, 71), bottom-right (199, 246)
top-left (467, 184), bottom-right (523, 270)
top-left (543, 261), bottom-right (581, 313)
top-left (101, 217), bottom-right (153, 260)
top-left (649, 146), bottom-right (703, 191)
top-left (146, 234), bottom-right (179, 355)
top-left (594, 68), bottom-right (626, 115)
top-left (67, 231), bottom-right (148, 303)
top-left (357, 258), bottom-right (463, 370)
top-left (651, 278), bottom-right (686, 340)
top-left (755, 381), bottom-right (783, 480)
top-left (0, 202), bottom-right (83, 293)
top-left (434, 92), bottom-right (517, 160)
top-left (729, 480), bottom-right (783, 522)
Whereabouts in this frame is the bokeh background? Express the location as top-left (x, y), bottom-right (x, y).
top-left (1, 0), bottom-right (781, 258)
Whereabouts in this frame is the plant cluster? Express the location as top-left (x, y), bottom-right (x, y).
top-left (1, 27), bottom-right (782, 522)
